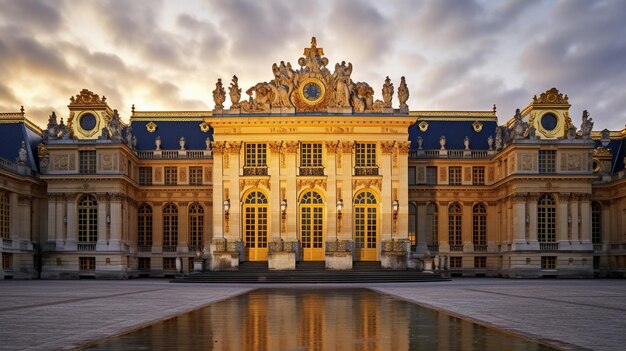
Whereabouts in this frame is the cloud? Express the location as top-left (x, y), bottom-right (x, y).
top-left (0, 0), bottom-right (65, 34)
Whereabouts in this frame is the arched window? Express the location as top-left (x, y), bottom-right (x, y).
top-left (408, 203), bottom-right (417, 250)
top-left (472, 204), bottom-right (487, 249)
top-left (189, 202), bottom-right (204, 250)
top-left (78, 195), bottom-right (98, 243)
top-left (163, 203), bottom-right (178, 250)
top-left (448, 203), bottom-right (462, 247)
top-left (0, 192), bottom-right (9, 239)
top-left (591, 202), bottom-right (601, 245)
top-left (137, 204), bottom-right (152, 248)
top-left (537, 194), bottom-right (556, 243)
top-left (426, 203), bottom-right (438, 250)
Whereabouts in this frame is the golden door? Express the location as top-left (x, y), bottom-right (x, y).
top-left (354, 191), bottom-right (378, 261)
top-left (300, 190), bottom-right (325, 261)
top-left (243, 191), bottom-right (268, 261)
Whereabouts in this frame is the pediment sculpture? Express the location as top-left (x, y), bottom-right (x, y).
top-left (213, 37), bottom-right (408, 115)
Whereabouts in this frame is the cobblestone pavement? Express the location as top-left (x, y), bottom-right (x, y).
top-left (1, 279), bottom-right (624, 350)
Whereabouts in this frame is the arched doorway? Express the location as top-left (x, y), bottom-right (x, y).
top-left (354, 190), bottom-right (379, 261)
top-left (299, 190), bottom-right (324, 261)
top-left (243, 190), bottom-right (269, 261)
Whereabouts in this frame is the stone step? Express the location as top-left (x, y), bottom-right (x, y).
top-left (172, 268), bottom-right (447, 284)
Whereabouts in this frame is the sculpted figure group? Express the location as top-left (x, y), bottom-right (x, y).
top-left (213, 37), bottom-right (408, 114)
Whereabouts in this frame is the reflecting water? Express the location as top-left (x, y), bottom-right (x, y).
top-left (87, 289), bottom-right (553, 351)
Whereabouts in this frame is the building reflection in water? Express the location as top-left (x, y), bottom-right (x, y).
top-left (88, 289), bottom-right (553, 351)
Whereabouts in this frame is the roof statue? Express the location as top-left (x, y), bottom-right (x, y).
top-left (532, 87), bottom-right (569, 105)
top-left (580, 110), bottom-right (593, 139)
top-left (69, 89), bottom-right (106, 106)
top-left (215, 37), bottom-right (406, 115)
top-left (398, 76), bottom-right (409, 112)
top-left (229, 75), bottom-right (241, 108)
top-left (212, 78), bottom-right (226, 110)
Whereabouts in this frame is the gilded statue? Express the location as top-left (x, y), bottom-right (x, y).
top-left (212, 78), bottom-right (226, 110)
top-left (382, 76), bottom-right (394, 108)
top-left (398, 76), bottom-right (409, 109)
top-left (229, 75), bottom-right (241, 108)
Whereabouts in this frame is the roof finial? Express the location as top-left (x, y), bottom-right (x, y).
top-left (492, 104), bottom-right (496, 113)
top-left (311, 36), bottom-right (317, 49)
top-left (131, 104), bottom-right (135, 114)
top-left (20, 105), bottom-right (24, 114)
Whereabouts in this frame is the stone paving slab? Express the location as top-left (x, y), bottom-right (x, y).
top-left (373, 279), bottom-right (626, 351)
top-left (1, 279), bottom-right (625, 350)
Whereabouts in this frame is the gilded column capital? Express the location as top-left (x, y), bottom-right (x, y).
top-left (340, 141), bottom-right (353, 153)
top-left (284, 141), bottom-right (299, 153)
top-left (268, 141), bottom-right (282, 153)
top-left (380, 141), bottom-right (395, 154)
top-left (325, 141), bottom-right (339, 154)
top-left (225, 141), bottom-right (241, 153)
top-left (212, 141), bottom-right (225, 154)
top-left (397, 141), bottom-right (410, 154)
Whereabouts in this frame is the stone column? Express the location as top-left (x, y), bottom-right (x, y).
top-left (558, 193), bottom-right (569, 246)
top-left (211, 142), bottom-right (225, 241)
top-left (570, 195), bottom-right (580, 243)
top-left (579, 194), bottom-right (592, 249)
top-left (284, 141), bottom-right (298, 242)
top-left (109, 194), bottom-right (123, 251)
top-left (178, 202), bottom-right (189, 253)
top-left (438, 202), bottom-right (449, 253)
top-left (511, 194), bottom-right (527, 250)
top-left (152, 202), bottom-right (163, 253)
top-left (339, 141), bottom-right (353, 242)
top-left (268, 142), bottom-right (281, 242)
top-left (325, 142), bottom-right (338, 242)
top-left (226, 142), bottom-right (242, 245)
top-left (96, 194), bottom-right (108, 250)
top-left (397, 142), bottom-right (410, 241)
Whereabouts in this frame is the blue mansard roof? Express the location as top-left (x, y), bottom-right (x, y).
top-left (130, 113), bottom-right (213, 151)
top-left (408, 112), bottom-right (498, 150)
top-left (594, 137), bottom-right (625, 173)
top-left (0, 113), bottom-right (42, 171)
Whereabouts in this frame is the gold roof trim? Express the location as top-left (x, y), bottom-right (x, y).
top-left (591, 128), bottom-right (626, 140)
top-left (409, 110), bottom-right (497, 121)
top-left (131, 110), bottom-right (211, 121)
top-left (0, 109), bottom-right (43, 135)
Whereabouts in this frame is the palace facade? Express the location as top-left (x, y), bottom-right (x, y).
top-left (1, 38), bottom-right (625, 279)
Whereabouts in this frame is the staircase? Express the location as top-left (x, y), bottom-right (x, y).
top-left (172, 261), bottom-right (448, 284)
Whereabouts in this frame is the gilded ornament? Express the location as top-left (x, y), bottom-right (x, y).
top-left (199, 122), bottom-right (210, 133)
top-left (146, 121), bottom-right (157, 133)
top-left (472, 121), bottom-right (483, 132)
top-left (418, 121), bottom-right (429, 132)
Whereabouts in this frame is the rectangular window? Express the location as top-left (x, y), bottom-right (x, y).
top-left (448, 166), bottom-right (462, 185)
top-left (79, 257), bottom-right (96, 271)
top-left (138, 257), bottom-right (151, 272)
top-left (426, 166), bottom-right (437, 185)
top-left (355, 143), bottom-right (377, 167)
top-left (139, 167), bottom-right (152, 185)
top-left (300, 143), bottom-right (323, 167)
top-left (189, 167), bottom-right (203, 185)
top-left (541, 256), bottom-right (557, 270)
top-left (245, 143), bottom-right (267, 167)
top-left (2, 253), bottom-right (12, 270)
top-left (472, 166), bottom-right (485, 185)
top-left (163, 257), bottom-right (177, 271)
top-left (164, 167), bottom-right (177, 185)
top-left (450, 257), bottom-right (462, 269)
top-left (539, 150), bottom-right (556, 173)
top-left (79, 151), bottom-right (96, 174)
top-left (408, 167), bottom-right (416, 185)
top-left (355, 143), bottom-right (378, 176)
top-left (474, 256), bottom-right (487, 269)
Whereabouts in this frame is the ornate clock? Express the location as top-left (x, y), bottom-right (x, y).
top-left (298, 78), bottom-right (325, 105)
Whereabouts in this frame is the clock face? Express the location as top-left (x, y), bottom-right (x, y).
top-left (303, 82), bottom-right (322, 101)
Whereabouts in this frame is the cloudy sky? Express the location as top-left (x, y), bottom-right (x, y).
top-left (1, 0), bottom-right (625, 130)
